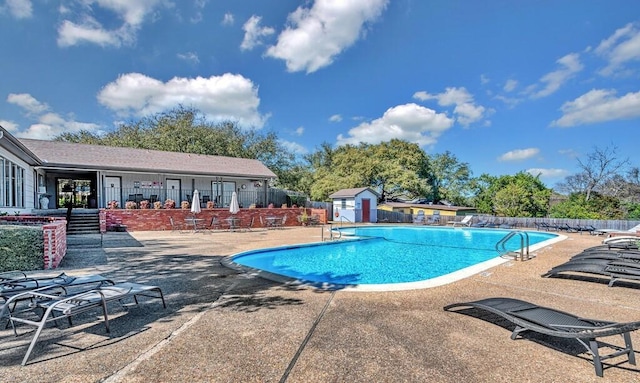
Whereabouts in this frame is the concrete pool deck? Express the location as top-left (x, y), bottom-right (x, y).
top-left (1, 226), bottom-right (639, 382)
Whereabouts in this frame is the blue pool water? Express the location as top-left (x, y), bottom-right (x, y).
top-left (231, 226), bottom-right (558, 288)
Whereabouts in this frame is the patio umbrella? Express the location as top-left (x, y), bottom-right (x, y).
top-left (191, 189), bottom-right (202, 214)
top-left (229, 191), bottom-right (240, 214)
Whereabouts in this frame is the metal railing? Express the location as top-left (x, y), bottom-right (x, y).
top-left (496, 230), bottom-right (530, 261)
top-left (100, 188), bottom-right (297, 209)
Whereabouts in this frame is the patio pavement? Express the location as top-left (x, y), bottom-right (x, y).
top-left (1, 226), bottom-right (640, 382)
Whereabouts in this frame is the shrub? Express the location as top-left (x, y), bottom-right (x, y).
top-left (125, 201), bottom-right (137, 209)
top-left (206, 201), bottom-right (215, 209)
top-left (153, 201), bottom-right (162, 209)
top-left (0, 226), bottom-right (44, 272)
top-left (164, 199), bottom-right (176, 209)
top-left (108, 200), bottom-right (119, 209)
top-left (139, 200), bottom-right (150, 209)
top-left (181, 201), bottom-right (190, 209)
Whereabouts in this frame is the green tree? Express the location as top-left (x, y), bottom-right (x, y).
top-left (468, 174), bottom-right (497, 214)
top-left (470, 172), bottom-right (551, 217)
top-left (56, 106), bottom-right (295, 183)
top-left (305, 139), bottom-right (430, 201)
top-left (549, 192), bottom-right (624, 219)
top-left (425, 151), bottom-right (471, 205)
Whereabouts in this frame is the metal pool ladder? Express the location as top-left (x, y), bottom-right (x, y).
top-left (496, 230), bottom-right (531, 261)
top-left (323, 216), bottom-right (356, 241)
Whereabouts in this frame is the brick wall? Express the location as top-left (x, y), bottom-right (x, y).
top-left (102, 207), bottom-right (326, 232)
top-left (42, 220), bottom-right (67, 269)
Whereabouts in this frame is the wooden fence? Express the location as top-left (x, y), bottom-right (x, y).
top-left (376, 209), bottom-right (640, 231)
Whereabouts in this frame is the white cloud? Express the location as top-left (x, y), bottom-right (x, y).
top-left (295, 126), bottom-right (304, 136)
top-left (97, 73), bottom-right (267, 128)
top-left (413, 87), bottom-right (486, 127)
top-left (177, 52), bottom-right (199, 64)
top-left (336, 103), bottom-right (454, 147)
top-left (498, 148), bottom-right (540, 162)
top-left (503, 79), bottom-right (518, 92)
top-left (222, 12), bottom-right (234, 26)
top-left (480, 74), bottom-right (490, 84)
top-left (6, 93), bottom-right (102, 139)
top-left (2, 0), bottom-right (32, 19)
top-left (240, 15), bottom-right (275, 51)
top-left (191, 0), bottom-right (207, 23)
top-left (329, 114), bottom-right (342, 122)
top-left (7, 93), bottom-right (50, 114)
top-left (529, 53), bottom-right (583, 99)
top-left (558, 148), bottom-right (579, 158)
top-left (279, 139), bottom-right (308, 155)
top-left (595, 22), bottom-right (640, 76)
top-left (0, 119), bottom-right (19, 133)
top-left (551, 88), bottom-right (640, 127)
top-left (493, 94), bottom-right (521, 108)
top-left (526, 168), bottom-right (569, 179)
top-left (266, 0), bottom-right (389, 73)
top-left (57, 0), bottom-right (169, 48)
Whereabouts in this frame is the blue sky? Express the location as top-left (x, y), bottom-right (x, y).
top-left (2, 0), bottom-right (640, 188)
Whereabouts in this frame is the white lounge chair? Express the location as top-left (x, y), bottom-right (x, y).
top-left (592, 223), bottom-right (640, 237)
top-left (449, 215), bottom-right (473, 227)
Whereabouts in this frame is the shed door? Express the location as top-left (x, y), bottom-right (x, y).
top-left (362, 198), bottom-right (371, 222)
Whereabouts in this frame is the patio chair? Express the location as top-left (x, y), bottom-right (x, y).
top-left (571, 249), bottom-right (640, 262)
top-left (208, 216), bottom-right (221, 230)
top-left (243, 217), bottom-right (255, 231)
top-left (5, 282), bottom-right (165, 365)
top-left (541, 258), bottom-right (640, 287)
top-left (444, 297), bottom-right (640, 377)
top-left (273, 215), bottom-right (287, 229)
top-left (448, 215), bottom-right (473, 227)
top-left (602, 236), bottom-right (639, 247)
top-left (169, 216), bottom-right (187, 233)
top-left (1, 273), bottom-right (114, 303)
top-left (471, 219), bottom-right (489, 227)
top-left (591, 223), bottom-right (640, 237)
top-left (0, 271), bottom-right (28, 283)
top-left (425, 211), bottom-right (440, 225)
top-left (412, 211), bottom-right (425, 224)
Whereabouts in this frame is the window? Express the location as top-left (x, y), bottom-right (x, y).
top-left (341, 198), bottom-right (347, 209)
top-left (0, 156), bottom-right (25, 208)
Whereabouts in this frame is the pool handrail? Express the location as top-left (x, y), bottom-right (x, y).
top-left (496, 230), bottom-right (530, 261)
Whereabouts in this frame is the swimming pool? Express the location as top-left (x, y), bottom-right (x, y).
top-left (228, 226), bottom-right (563, 291)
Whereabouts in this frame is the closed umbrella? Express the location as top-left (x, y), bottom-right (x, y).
top-left (191, 189), bottom-right (202, 214)
top-left (229, 191), bottom-right (240, 214)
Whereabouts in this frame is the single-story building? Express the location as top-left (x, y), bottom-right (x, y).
top-left (378, 202), bottom-right (476, 221)
top-left (0, 125), bottom-right (279, 214)
top-left (329, 187), bottom-right (379, 223)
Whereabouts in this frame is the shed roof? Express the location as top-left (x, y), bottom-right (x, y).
top-left (328, 187), bottom-right (379, 199)
top-left (19, 139), bottom-right (277, 179)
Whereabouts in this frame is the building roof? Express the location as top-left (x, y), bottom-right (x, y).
top-left (19, 139), bottom-right (277, 179)
top-left (380, 202), bottom-right (476, 212)
top-left (0, 126), bottom-right (41, 165)
top-left (329, 187), bottom-right (379, 199)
